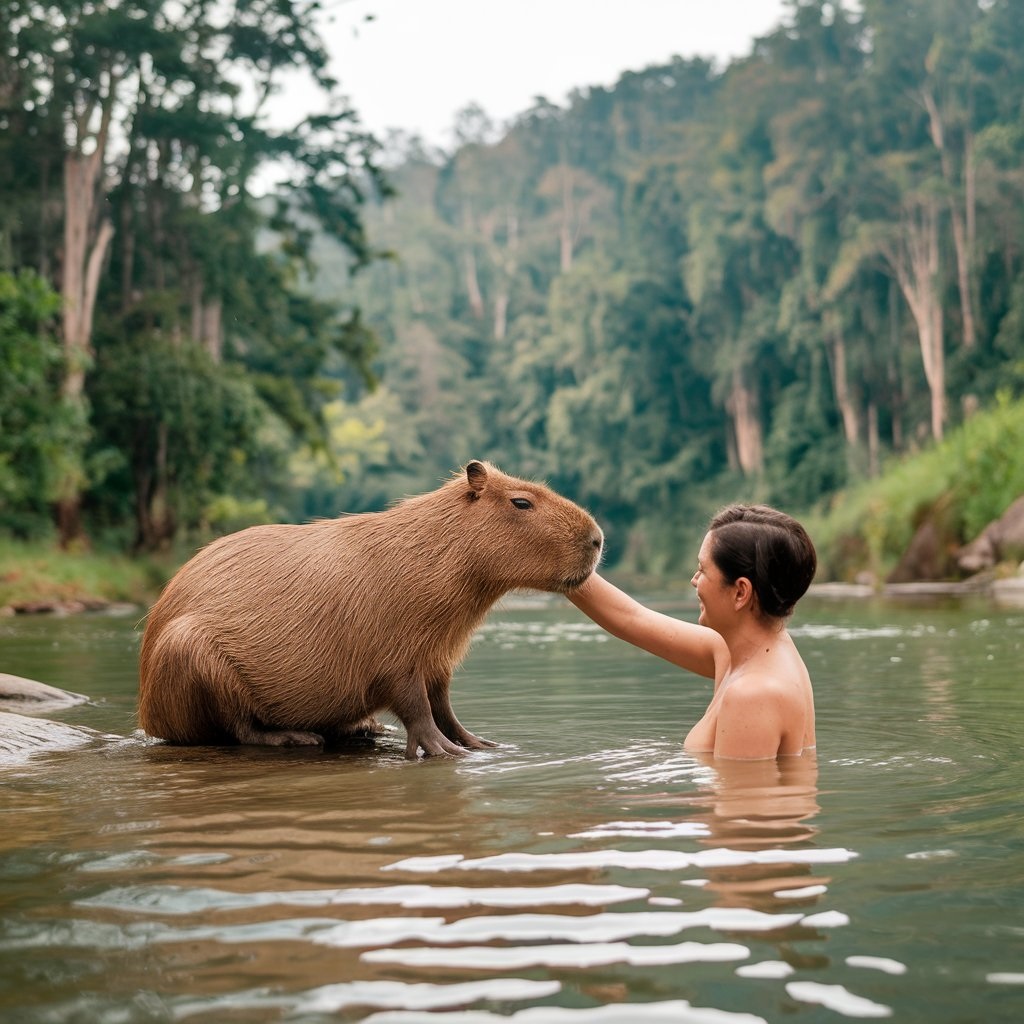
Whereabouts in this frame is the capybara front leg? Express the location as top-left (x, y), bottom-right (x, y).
top-left (393, 676), bottom-right (467, 760)
top-left (429, 682), bottom-right (498, 750)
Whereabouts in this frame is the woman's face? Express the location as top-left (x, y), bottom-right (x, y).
top-left (690, 531), bottom-right (735, 629)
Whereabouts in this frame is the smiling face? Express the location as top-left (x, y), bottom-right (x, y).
top-left (690, 531), bottom-right (737, 630)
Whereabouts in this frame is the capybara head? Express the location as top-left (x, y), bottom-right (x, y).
top-left (448, 460), bottom-right (603, 594)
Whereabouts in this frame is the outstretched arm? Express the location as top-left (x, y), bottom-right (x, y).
top-left (567, 573), bottom-right (726, 680)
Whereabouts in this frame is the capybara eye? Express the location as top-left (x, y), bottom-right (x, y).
top-left (511, 497), bottom-right (533, 510)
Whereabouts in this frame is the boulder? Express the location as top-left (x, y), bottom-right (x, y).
top-left (888, 518), bottom-right (958, 583)
top-left (0, 674), bottom-right (91, 714)
top-left (957, 496), bottom-right (1024, 574)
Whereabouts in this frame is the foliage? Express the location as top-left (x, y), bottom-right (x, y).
top-left (303, 0), bottom-right (1024, 576)
top-left (0, 271), bottom-right (71, 536)
top-left (0, 0), bottom-right (385, 549)
top-left (4, 0), bottom-right (1024, 582)
top-left (86, 334), bottom-right (282, 549)
top-left (808, 395), bottom-right (1024, 579)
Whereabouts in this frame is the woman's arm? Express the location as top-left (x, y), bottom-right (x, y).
top-left (567, 573), bottom-right (725, 679)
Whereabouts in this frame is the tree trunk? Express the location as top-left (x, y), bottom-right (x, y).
top-left (493, 291), bottom-right (509, 342)
top-left (887, 199), bottom-right (945, 441)
top-left (491, 208), bottom-right (518, 342)
top-left (922, 86), bottom-right (975, 350)
top-left (134, 423), bottom-right (175, 551)
top-left (867, 402), bottom-right (880, 478)
top-left (559, 163), bottom-right (574, 272)
top-left (725, 368), bottom-right (763, 475)
top-left (887, 279), bottom-right (904, 451)
top-left (57, 73), bottom-right (119, 547)
top-left (949, 201), bottom-right (976, 350)
top-left (462, 201), bottom-right (485, 319)
top-left (201, 297), bottom-right (223, 362)
top-left (828, 325), bottom-right (859, 447)
top-left (62, 153), bottom-right (114, 398)
top-left (58, 151), bottom-right (115, 546)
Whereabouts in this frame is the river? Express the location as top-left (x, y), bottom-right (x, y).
top-left (1, 591), bottom-right (1022, 1022)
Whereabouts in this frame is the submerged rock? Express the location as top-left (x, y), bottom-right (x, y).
top-left (0, 674), bottom-right (91, 714)
top-left (0, 711), bottom-right (104, 765)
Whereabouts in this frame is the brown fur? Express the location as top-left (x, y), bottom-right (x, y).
top-left (138, 461), bottom-right (603, 758)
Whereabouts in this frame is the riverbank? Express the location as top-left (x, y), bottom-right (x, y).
top-left (4, 538), bottom-right (1023, 617)
top-left (810, 575), bottom-right (1024, 607)
top-left (0, 539), bottom-right (169, 616)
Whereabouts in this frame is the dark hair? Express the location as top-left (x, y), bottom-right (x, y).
top-left (708, 504), bottom-right (817, 619)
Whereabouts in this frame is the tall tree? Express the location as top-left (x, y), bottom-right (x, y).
top-left (2, 0), bottom-right (382, 545)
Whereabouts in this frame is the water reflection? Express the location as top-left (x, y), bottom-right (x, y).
top-left (612, 752), bottom-right (824, 909)
top-left (690, 754), bottom-right (826, 910)
top-left (689, 753), bottom-right (821, 849)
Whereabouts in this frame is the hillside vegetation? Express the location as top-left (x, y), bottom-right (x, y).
top-left (2, 0), bottom-right (1023, 585)
top-left (809, 394), bottom-right (1024, 581)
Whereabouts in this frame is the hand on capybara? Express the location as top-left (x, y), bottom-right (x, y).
top-left (138, 461), bottom-right (603, 759)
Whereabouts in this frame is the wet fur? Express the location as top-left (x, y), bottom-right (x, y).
top-left (138, 462), bottom-right (603, 758)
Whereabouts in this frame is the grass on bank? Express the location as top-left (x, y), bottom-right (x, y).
top-left (0, 537), bottom-right (171, 612)
top-left (807, 392), bottom-right (1024, 581)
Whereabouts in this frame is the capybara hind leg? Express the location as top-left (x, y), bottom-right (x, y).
top-left (233, 720), bottom-right (324, 747)
top-left (393, 676), bottom-right (467, 759)
top-left (322, 716), bottom-right (386, 744)
top-left (142, 616), bottom-right (323, 748)
top-left (429, 683), bottom-right (497, 749)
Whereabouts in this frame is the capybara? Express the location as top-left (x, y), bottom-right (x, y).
top-left (138, 461), bottom-right (603, 758)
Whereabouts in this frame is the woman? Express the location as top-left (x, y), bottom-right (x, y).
top-left (569, 504), bottom-right (817, 760)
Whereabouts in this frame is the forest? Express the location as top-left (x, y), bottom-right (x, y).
top-left (2, 0), bottom-right (1024, 581)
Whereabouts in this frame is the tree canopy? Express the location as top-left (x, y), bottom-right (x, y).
top-left (0, 0), bottom-right (385, 549)
top-left (2, 0), bottom-right (1023, 577)
top-left (311, 0), bottom-right (1024, 572)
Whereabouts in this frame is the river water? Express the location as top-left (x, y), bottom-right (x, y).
top-left (1, 591), bottom-right (1022, 1023)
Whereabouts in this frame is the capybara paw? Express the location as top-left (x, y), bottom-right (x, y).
top-left (458, 730), bottom-right (498, 750)
top-left (404, 729), bottom-right (468, 760)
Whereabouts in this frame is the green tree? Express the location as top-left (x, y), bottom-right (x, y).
top-left (0, 271), bottom-right (70, 535)
top-left (1, 0), bottom-right (384, 545)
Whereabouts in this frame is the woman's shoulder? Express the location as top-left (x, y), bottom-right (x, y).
top-left (714, 668), bottom-right (811, 758)
top-left (720, 667), bottom-right (806, 712)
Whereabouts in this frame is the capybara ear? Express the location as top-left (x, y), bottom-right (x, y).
top-left (466, 461), bottom-right (488, 492)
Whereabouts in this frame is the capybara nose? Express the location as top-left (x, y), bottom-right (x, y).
top-left (590, 529), bottom-right (604, 551)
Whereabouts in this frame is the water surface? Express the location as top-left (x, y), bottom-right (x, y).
top-left (1, 593), bottom-right (1022, 1022)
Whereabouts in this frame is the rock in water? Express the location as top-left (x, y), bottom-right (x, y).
top-left (0, 711), bottom-right (102, 765)
top-left (0, 674), bottom-right (91, 714)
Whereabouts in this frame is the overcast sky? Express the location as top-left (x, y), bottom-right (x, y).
top-left (268, 0), bottom-right (790, 150)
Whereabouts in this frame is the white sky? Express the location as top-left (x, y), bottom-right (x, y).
top-left (269, 0), bottom-right (790, 150)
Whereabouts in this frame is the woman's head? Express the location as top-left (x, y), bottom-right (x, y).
top-left (705, 505), bottom-right (817, 620)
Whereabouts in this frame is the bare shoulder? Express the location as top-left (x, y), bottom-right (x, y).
top-left (714, 672), bottom-right (810, 759)
top-left (718, 673), bottom-right (796, 717)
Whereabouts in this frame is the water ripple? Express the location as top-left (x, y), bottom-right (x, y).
top-left (785, 981), bottom-right (892, 1018)
top-left (77, 881), bottom-right (650, 914)
top-left (361, 939), bottom-right (751, 969)
top-left (384, 847), bottom-right (858, 873)
top-left (363, 1002), bottom-right (768, 1024)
